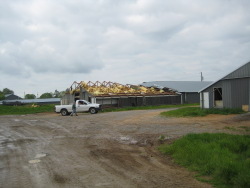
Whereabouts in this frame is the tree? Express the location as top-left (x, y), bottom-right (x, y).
top-left (0, 90), bottom-right (5, 100)
top-left (59, 91), bottom-right (66, 98)
top-left (3, 88), bottom-right (14, 95)
top-left (25, 94), bottom-right (36, 99)
top-left (53, 90), bottom-right (60, 98)
top-left (53, 90), bottom-right (65, 98)
top-left (40, 92), bottom-right (53, 99)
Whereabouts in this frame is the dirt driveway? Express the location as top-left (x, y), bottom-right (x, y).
top-left (0, 109), bottom-right (249, 188)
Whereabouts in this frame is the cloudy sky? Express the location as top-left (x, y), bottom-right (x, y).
top-left (0, 0), bottom-right (250, 97)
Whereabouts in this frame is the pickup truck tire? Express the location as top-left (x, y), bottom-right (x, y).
top-left (89, 108), bottom-right (97, 114)
top-left (61, 109), bottom-right (69, 116)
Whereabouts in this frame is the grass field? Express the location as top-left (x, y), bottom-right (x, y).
top-left (102, 103), bottom-right (198, 112)
top-left (0, 103), bottom-right (198, 115)
top-left (159, 133), bottom-right (250, 187)
top-left (161, 107), bottom-right (245, 117)
top-left (0, 104), bottom-right (55, 115)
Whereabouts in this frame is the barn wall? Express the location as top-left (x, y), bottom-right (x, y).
top-left (231, 78), bottom-right (249, 108)
top-left (96, 95), bottom-right (181, 108)
top-left (184, 92), bottom-right (200, 103)
top-left (222, 80), bottom-right (232, 108)
top-left (145, 96), bottom-right (180, 106)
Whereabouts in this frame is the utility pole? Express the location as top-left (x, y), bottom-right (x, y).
top-left (201, 72), bottom-right (204, 82)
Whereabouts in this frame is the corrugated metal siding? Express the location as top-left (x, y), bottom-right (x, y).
top-left (185, 92), bottom-right (200, 103)
top-left (249, 79), bottom-right (250, 107)
top-left (223, 62), bottom-right (250, 79)
top-left (231, 78), bottom-right (249, 108)
top-left (222, 80), bottom-right (232, 108)
top-left (96, 96), bottom-right (181, 107)
top-left (145, 96), bottom-right (180, 106)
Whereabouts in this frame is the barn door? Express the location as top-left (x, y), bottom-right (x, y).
top-left (203, 92), bottom-right (209, 108)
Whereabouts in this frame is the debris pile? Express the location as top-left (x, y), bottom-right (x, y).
top-left (68, 81), bottom-right (178, 97)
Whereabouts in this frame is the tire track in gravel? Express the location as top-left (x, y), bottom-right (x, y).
top-left (0, 109), bottom-right (236, 187)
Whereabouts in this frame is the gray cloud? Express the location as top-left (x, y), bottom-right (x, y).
top-left (0, 0), bottom-right (250, 96)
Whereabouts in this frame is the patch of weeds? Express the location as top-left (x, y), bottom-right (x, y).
top-left (239, 126), bottom-right (250, 132)
top-left (224, 126), bottom-right (238, 131)
top-left (159, 135), bottom-right (165, 141)
top-left (159, 133), bottom-right (250, 188)
top-left (158, 135), bottom-right (166, 144)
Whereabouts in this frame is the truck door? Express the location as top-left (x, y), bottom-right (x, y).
top-left (77, 100), bottom-right (89, 112)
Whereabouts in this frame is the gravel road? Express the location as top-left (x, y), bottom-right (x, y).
top-left (0, 109), bottom-right (249, 188)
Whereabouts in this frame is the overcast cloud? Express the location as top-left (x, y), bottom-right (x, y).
top-left (0, 0), bottom-right (250, 97)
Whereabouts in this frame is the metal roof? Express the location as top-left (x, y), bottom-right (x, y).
top-left (4, 94), bottom-right (22, 99)
top-left (199, 61), bottom-right (250, 92)
top-left (3, 98), bottom-right (61, 104)
top-left (141, 81), bottom-right (213, 93)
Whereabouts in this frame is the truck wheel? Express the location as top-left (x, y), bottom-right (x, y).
top-left (89, 108), bottom-right (97, 114)
top-left (61, 109), bottom-right (68, 116)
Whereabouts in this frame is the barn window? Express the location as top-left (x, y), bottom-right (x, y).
top-left (214, 88), bottom-right (223, 108)
top-left (214, 88), bottom-right (222, 100)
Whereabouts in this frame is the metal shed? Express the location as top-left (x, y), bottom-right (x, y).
top-left (199, 61), bottom-right (250, 111)
top-left (141, 81), bottom-right (212, 104)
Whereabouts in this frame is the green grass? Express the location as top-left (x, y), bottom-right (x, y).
top-left (159, 133), bottom-right (250, 187)
top-left (239, 126), bottom-right (250, 132)
top-left (102, 103), bottom-right (199, 112)
top-left (0, 103), bottom-right (197, 115)
top-left (0, 104), bottom-right (55, 115)
top-left (161, 107), bottom-right (245, 117)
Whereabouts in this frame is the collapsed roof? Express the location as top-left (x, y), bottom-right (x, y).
top-left (67, 81), bottom-right (179, 97)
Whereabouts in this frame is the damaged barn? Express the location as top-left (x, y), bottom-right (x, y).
top-left (61, 81), bottom-right (181, 108)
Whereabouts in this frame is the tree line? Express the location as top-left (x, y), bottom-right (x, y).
top-left (0, 88), bottom-right (65, 100)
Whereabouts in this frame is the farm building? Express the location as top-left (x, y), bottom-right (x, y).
top-left (2, 98), bottom-right (61, 105)
top-left (200, 61), bottom-right (250, 111)
top-left (2, 98), bottom-right (61, 106)
top-left (141, 81), bottom-right (212, 104)
top-left (61, 81), bottom-right (181, 107)
top-left (5, 94), bottom-right (22, 100)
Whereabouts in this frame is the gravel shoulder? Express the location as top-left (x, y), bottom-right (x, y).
top-left (0, 109), bottom-right (249, 188)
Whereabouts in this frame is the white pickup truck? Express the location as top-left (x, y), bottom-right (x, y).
top-left (55, 100), bottom-right (102, 116)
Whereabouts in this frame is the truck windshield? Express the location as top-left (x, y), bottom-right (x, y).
top-left (83, 101), bottom-right (90, 104)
